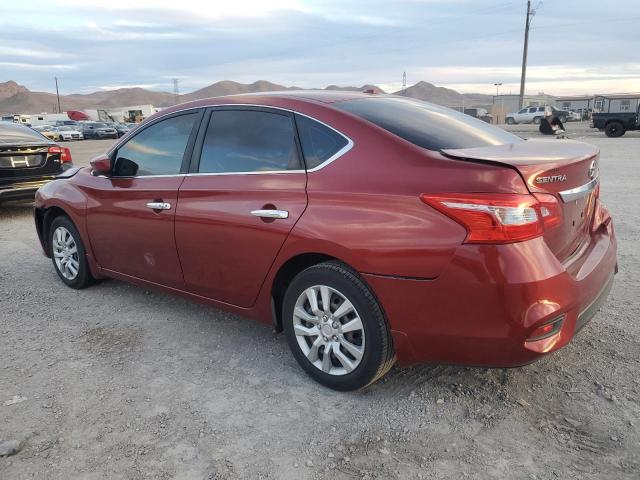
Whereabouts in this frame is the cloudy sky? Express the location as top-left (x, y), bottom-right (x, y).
top-left (1, 0), bottom-right (639, 96)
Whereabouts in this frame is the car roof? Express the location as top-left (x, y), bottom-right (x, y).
top-left (146, 90), bottom-right (389, 123)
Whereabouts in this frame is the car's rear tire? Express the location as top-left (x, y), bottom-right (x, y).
top-left (49, 215), bottom-right (96, 289)
top-left (604, 121), bottom-right (626, 138)
top-left (558, 114), bottom-right (568, 123)
top-left (533, 116), bottom-right (542, 124)
top-left (282, 261), bottom-right (395, 391)
top-left (506, 117), bottom-right (515, 125)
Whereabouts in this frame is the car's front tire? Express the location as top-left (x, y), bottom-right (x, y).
top-left (49, 215), bottom-right (96, 289)
top-left (282, 261), bottom-right (395, 391)
top-left (506, 117), bottom-right (515, 125)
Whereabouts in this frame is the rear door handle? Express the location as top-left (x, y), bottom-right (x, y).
top-left (146, 202), bottom-right (171, 210)
top-left (251, 209), bottom-right (289, 219)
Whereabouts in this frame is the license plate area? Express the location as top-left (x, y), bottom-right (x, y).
top-left (0, 154), bottom-right (46, 168)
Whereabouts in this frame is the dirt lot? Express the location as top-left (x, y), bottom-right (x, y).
top-left (1, 128), bottom-right (639, 479)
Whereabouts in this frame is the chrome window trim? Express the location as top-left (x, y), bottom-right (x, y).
top-left (95, 170), bottom-right (307, 179)
top-left (106, 103), bottom-right (354, 177)
top-left (558, 175), bottom-right (599, 202)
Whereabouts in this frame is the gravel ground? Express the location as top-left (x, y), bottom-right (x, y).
top-left (1, 127), bottom-right (639, 480)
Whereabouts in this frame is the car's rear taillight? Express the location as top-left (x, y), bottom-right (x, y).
top-left (420, 193), bottom-right (561, 244)
top-left (48, 146), bottom-right (72, 163)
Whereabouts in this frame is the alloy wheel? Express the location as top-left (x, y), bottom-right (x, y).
top-left (52, 226), bottom-right (80, 280)
top-left (293, 285), bottom-right (365, 376)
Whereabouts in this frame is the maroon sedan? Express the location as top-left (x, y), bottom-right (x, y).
top-left (34, 92), bottom-right (617, 390)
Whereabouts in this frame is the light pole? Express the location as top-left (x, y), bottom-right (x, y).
top-left (494, 83), bottom-right (502, 124)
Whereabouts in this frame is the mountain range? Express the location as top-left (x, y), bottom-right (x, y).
top-left (0, 80), bottom-right (493, 115)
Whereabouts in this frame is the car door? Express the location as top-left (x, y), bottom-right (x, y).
top-left (85, 109), bottom-right (203, 289)
top-left (514, 108), bottom-right (528, 123)
top-left (175, 107), bottom-right (307, 307)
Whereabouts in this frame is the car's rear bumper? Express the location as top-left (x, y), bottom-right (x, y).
top-left (0, 179), bottom-right (55, 201)
top-left (363, 220), bottom-right (617, 367)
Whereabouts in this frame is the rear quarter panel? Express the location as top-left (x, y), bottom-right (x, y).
top-left (270, 106), bottom-right (530, 279)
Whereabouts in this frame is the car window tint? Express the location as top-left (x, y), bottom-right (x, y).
top-left (199, 110), bottom-right (300, 173)
top-left (115, 113), bottom-right (197, 176)
top-left (295, 114), bottom-right (348, 169)
top-left (528, 108), bottom-right (537, 113)
top-left (336, 97), bottom-right (522, 151)
top-left (0, 123), bottom-right (49, 143)
top-left (518, 108), bottom-right (527, 114)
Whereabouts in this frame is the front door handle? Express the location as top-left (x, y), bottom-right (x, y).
top-left (251, 209), bottom-right (289, 219)
top-left (146, 202), bottom-right (171, 210)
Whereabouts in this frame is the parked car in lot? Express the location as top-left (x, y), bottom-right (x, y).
top-left (81, 122), bottom-right (118, 139)
top-left (106, 122), bottom-right (131, 138)
top-left (565, 110), bottom-right (582, 122)
top-left (55, 120), bottom-right (80, 127)
top-left (55, 125), bottom-right (84, 141)
top-left (506, 106), bottom-right (569, 125)
top-left (591, 104), bottom-right (640, 137)
top-left (0, 122), bottom-right (73, 203)
top-left (34, 92), bottom-right (617, 390)
top-left (32, 125), bottom-right (61, 142)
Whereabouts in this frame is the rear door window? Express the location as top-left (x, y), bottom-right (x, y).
top-left (295, 114), bottom-right (349, 169)
top-left (198, 109), bottom-right (301, 173)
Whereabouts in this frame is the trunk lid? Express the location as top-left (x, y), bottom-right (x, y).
top-left (442, 139), bottom-right (599, 262)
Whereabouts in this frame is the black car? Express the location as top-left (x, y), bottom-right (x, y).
top-left (0, 122), bottom-right (74, 203)
top-left (81, 122), bottom-right (119, 139)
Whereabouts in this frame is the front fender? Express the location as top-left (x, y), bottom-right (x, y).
top-left (34, 175), bottom-right (99, 277)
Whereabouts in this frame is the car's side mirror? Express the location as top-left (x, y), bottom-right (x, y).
top-left (90, 155), bottom-right (112, 176)
top-left (113, 157), bottom-right (138, 177)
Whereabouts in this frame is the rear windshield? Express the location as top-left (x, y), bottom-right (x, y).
top-left (0, 123), bottom-right (49, 144)
top-left (335, 96), bottom-right (522, 151)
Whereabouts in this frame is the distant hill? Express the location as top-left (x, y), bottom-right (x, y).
top-left (66, 87), bottom-right (175, 109)
top-left (0, 79), bottom-right (490, 115)
top-left (393, 81), bottom-right (493, 107)
top-left (181, 80), bottom-right (295, 102)
top-left (324, 84), bottom-right (386, 94)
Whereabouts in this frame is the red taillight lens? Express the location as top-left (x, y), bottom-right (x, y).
top-left (48, 146), bottom-right (72, 163)
top-left (420, 193), bottom-right (549, 244)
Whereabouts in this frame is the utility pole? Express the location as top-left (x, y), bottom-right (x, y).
top-left (402, 71), bottom-right (407, 96)
top-left (173, 78), bottom-right (180, 105)
top-left (494, 82), bottom-right (502, 124)
top-left (54, 77), bottom-right (61, 113)
top-left (518, 0), bottom-right (534, 109)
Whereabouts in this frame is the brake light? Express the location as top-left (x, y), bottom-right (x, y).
top-left (48, 146), bottom-right (72, 163)
top-left (420, 193), bottom-right (561, 244)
